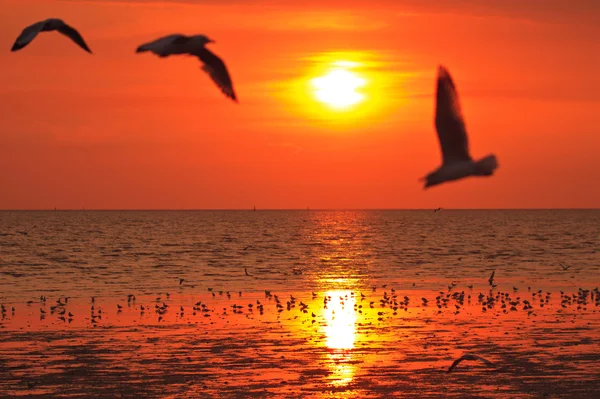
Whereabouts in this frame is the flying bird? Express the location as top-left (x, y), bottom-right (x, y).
top-left (422, 66), bottom-right (498, 188)
top-left (448, 354), bottom-right (494, 372)
top-left (11, 19), bottom-right (92, 53)
top-left (136, 34), bottom-right (237, 102)
top-left (17, 225), bottom-right (36, 236)
top-left (560, 263), bottom-right (571, 271)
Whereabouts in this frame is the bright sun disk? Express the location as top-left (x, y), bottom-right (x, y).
top-left (311, 68), bottom-right (366, 109)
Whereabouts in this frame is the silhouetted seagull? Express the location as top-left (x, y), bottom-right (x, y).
top-left (448, 354), bottom-right (494, 372)
top-left (560, 263), bottom-right (571, 271)
top-left (17, 225), bottom-right (36, 236)
top-left (422, 66), bottom-right (498, 188)
top-left (136, 34), bottom-right (237, 102)
top-left (488, 270), bottom-right (495, 286)
top-left (11, 19), bottom-right (92, 53)
top-left (244, 268), bottom-right (253, 277)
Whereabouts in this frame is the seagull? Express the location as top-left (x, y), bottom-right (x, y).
top-left (136, 34), bottom-right (237, 102)
top-left (422, 66), bottom-right (498, 188)
top-left (433, 207), bottom-right (442, 213)
top-left (11, 19), bottom-right (92, 53)
top-left (448, 354), bottom-right (494, 372)
top-left (488, 270), bottom-right (495, 286)
top-left (244, 268), bottom-right (253, 277)
top-left (17, 225), bottom-right (36, 236)
top-left (560, 263), bottom-right (571, 271)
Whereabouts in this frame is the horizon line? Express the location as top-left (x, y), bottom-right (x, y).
top-left (1, 208), bottom-right (599, 212)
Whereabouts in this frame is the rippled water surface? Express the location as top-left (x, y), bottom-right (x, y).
top-left (0, 210), bottom-right (599, 398)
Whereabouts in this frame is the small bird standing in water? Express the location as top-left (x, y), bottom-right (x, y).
top-left (488, 271), bottom-right (495, 287)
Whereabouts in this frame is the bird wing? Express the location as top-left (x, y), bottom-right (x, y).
top-left (56, 23), bottom-right (92, 53)
top-left (448, 357), bottom-right (465, 372)
top-left (11, 20), bottom-right (47, 51)
top-left (448, 354), bottom-right (494, 372)
top-left (434, 66), bottom-right (472, 165)
top-left (135, 35), bottom-right (187, 57)
top-left (471, 355), bottom-right (494, 366)
top-left (488, 271), bottom-right (495, 284)
top-left (195, 47), bottom-right (237, 102)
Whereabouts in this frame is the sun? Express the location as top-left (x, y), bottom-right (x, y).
top-left (311, 67), bottom-right (366, 110)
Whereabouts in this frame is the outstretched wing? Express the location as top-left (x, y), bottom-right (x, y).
top-left (195, 47), bottom-right (237, 102)
top-left (57, 23), bottom-right (92, 53)
top-left (448, 357), bottom-right (464, 373)
top-left (472, 355), bottom-right (494, 366)
top-left (434, 66), bottom-right (471, 165)
top-left (448, 354), bottom-right (494, 372)
top-left (11, 21), bottom-right (46, 51)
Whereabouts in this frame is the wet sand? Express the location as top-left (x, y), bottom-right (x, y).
top-left (1, 286), bottom-right (599, 398)
top-left (1, 210), bottom-right (599, 397)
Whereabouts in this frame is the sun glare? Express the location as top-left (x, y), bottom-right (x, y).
top-left (311, 67), bottom-right (366, 109)
top-left (324, 290), bottom-right (356, 350)
top-left (277, 51), bottom-right (398, 128)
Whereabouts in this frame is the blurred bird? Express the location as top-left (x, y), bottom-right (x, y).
top-left (11, 19), bottom-right (92, 53)
top-left (136, 34), bottom-right (237, 102)
top-left (560, 263), bottom-right (571, 271)
top-left (448, 354), bottom-right (494, 372)
top-left (16, 225), bottom-right (36, 236)
top-left (422, 66), bottom-right (498, 188)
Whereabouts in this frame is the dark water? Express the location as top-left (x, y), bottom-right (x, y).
top-left (1, 210), bottom-right (598, 301)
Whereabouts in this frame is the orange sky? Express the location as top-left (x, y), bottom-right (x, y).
top-left (1, 0), bottom-right (599, 209)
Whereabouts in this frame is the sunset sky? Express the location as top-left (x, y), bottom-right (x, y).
top-left (1, 0), bottom-right (599, 209)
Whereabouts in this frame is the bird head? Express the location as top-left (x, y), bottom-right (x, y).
top-left (194, 35), bottom-right (215, 46)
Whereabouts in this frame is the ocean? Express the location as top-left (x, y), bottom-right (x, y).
top-left (0, 210), bottom-right (599, 398)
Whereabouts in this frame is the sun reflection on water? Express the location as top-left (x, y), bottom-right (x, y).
top-left (324, 290), bottom-right (356, 350)
top-left (322, 290), bottom-right (358, 388)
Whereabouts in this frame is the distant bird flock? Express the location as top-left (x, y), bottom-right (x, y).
top-left (10, 17), bottom-right (498, 189)
top-left (3, 279), bottom-right (598, 374)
